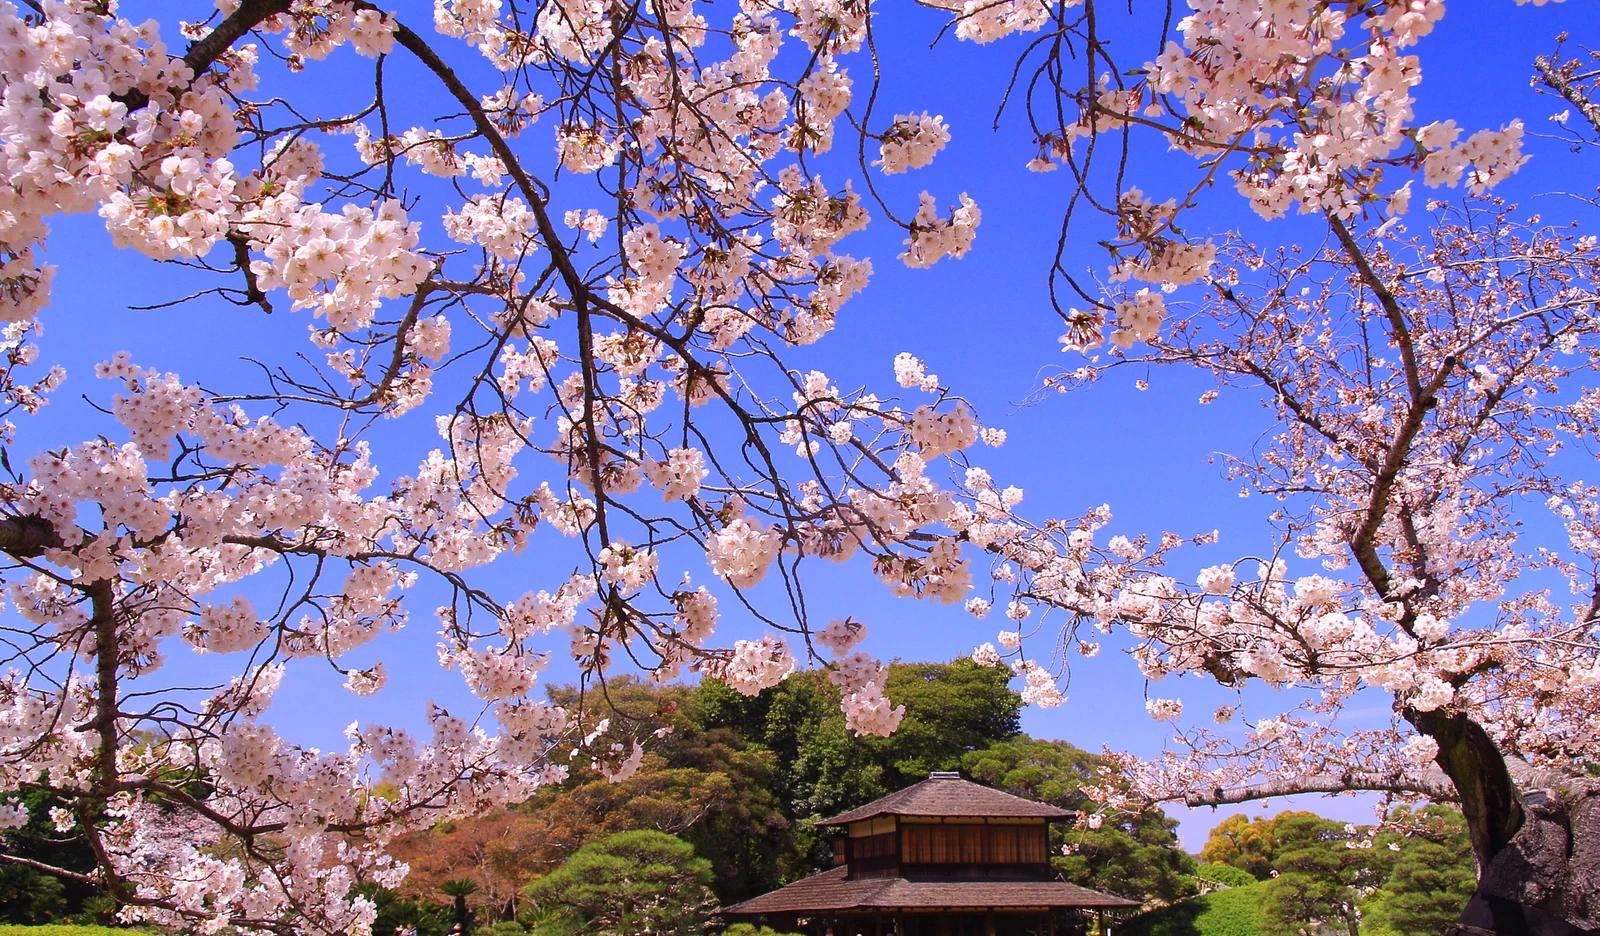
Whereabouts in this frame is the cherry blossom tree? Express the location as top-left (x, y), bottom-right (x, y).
top-left (955, 0), bottom-right (1600, 929)
top-left (0, 0), bottom-right (1594, 934)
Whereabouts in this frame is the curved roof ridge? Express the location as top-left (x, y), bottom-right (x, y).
top-left (817, 772), bottom-right (1076, 826)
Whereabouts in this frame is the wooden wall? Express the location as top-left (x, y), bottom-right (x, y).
top-left (900, 822), bottom-right (1048, 865)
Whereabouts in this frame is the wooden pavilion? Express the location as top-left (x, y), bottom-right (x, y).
top-left (722, 771), bottom-right (1141, 936)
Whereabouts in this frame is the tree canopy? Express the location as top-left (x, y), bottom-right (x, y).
top-left (521, 831), bottom-right (717, 936)
top-left (1363, 808), bottom-right (1477, 936)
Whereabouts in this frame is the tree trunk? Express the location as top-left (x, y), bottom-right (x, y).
top-left (1413, 712), bottom-right (1600, 934)
top-left (1450, 779), bottom-right (1600, 935)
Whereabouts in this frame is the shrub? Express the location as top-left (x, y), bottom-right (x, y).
top-left (1194, 864), bottom-right (1257, 889)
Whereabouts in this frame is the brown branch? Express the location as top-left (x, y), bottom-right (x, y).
top-left (228, 233), bottom-right (273, 313)
top-left (1328, 217), bottom-right (1459, 604)
top-left (1331, 215), bottom-right (1422, 401)
top-left (116, 0), bottom-right (295, 112)
top-left (1182, 768), bottom-right (1460, 808)
top-left (84, 579), bottom-right (119, 797)
top-left (0, 514), bottom-right (64, 558)
top-left (1535, 53), bottom-right (1600, 139)
top-left (0, 852), bottom-right (100, 884)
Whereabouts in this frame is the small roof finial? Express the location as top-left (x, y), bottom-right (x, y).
top-left (928, 771), bottom-right (961, 780)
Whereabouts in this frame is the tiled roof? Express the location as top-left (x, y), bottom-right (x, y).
top-left (721, 868), bottom-right (1141, 915)
top-left (817, 773), bottom-right (1075, 825)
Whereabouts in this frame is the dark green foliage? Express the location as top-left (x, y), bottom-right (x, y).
top-left (960, 735), bottom-right (1197, 903)
top-left (962, 735), bottom-right (1102, 805)
top-left (1173, 806), bottom-right (1477, 936)
top-left (358, 884), bottom-right (455, 936)
top-left (0, 786), bottom-right (99, 923)
top-left (1362, 807), bottom-right (1477, 936)
top-left (1193, 865), bottom-right (1257, 889)
top-left (521, 831), bottom-right (718, 936)
top-left (75, 896), bottom-right (117, 926)
top-left (0, 865), bottom-right (67, 924)
top-left (1061, 813), bottom-right (1197, 905)
top-left (525, 678), bottom-right (797, 904)
top-left (695, 659), bottom-right (1023, 870)
top-left (1258, 814), bottom-right (1385, 936)
top-left (1120, 884), bottom-right (1264, 936)
top-left (696, 659), bottom-right (1022, 814)
top-left (872, 661), bottom-right (1023, 784)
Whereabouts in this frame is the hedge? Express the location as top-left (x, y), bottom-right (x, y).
top-left (1119, 883), bottom-right (1264, 936)
top-left (1194, 864), bottom-right (1259, 889)
top-left (0, 927), bottom-right (149, 936)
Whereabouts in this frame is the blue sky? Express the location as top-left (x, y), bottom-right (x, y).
top-left (20, 0), bottom-right (1597, 849)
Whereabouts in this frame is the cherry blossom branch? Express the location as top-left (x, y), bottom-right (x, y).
top-left (1535, 46), bottom-right (1600, 139)
top-left (1181, 768), bottom-right (1459, 807)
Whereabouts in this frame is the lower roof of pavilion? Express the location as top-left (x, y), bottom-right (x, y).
top-left (721, 868), bottom-right (1142, 917)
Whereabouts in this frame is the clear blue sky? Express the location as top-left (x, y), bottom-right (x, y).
top-left (21, 0), bottom-right (1595, 849)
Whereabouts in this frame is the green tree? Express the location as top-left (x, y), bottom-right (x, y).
top-left (962, 736), bottom-right (1197, 903)
top-left (0, 864), bottom-right (67, 924)
top-left (696, 659), bottom-right (1022, 806)
top-left (1200, 813), bottom-right (1301, 881)
top-left (1362, 807), bottom-right (1476, 936)
top-left (1258, 814), bottom-right (1383, 936)
top-left (521, 831), bottom-right (717, 936)
top-left (872, 661), bottom-right (1022, 784)
top-left (695, 658), bottom-right (1023, 868)
top-left (548, 678), bottom-right (796, 903)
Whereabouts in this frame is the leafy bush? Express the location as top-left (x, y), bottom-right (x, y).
top-left (1194, 864), bottom-right (1258, 889)
top-left (721, 926), bottom-right (804, 936)
top-left (1119, 884), bottom-right (1264, 936)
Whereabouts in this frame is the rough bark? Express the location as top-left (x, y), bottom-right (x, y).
top-left (1452, 777), bottom-right (1600, 935)
top-left (1408, 711), bottom-right (1600, 934)
top-left (1409, 710), bottom-right (1526, 869)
